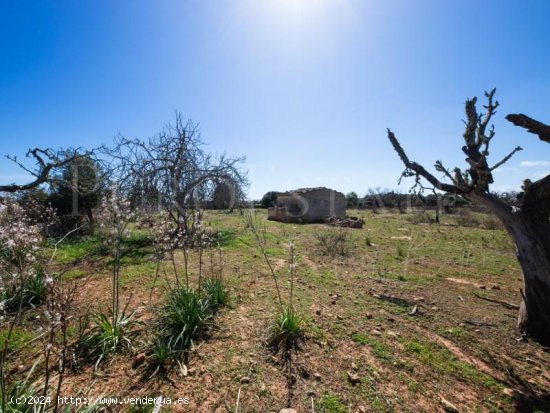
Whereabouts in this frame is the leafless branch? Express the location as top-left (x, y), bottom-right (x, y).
top-left (0, 148), bottom-right (86, 193)
top-left (506, 114), bottom-right (550, 143)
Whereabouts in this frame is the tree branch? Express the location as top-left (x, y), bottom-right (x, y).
top-left (506, 114), bottom-right (550, 144)
top-left (490, 146), bottom-right (523, 171)
top-left (387, 129), bottom-right (461, 193)
top-left (0, 149), bottom-right (80, 193)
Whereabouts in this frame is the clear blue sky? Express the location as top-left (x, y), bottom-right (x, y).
top-left (1, 0), bottom-right (549, 199)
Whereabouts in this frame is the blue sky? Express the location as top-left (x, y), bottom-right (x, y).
top-left (1, 0), bottom-right (549, 199)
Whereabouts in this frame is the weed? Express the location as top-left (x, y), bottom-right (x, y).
top-left (365, 233), bottom-right (373, 247)
top-left (315, 228), bottom-right (352, 257)
top-left (396, 244), bottom-right (406, 258)
top-left (317, 392), bottom-right (347, 413)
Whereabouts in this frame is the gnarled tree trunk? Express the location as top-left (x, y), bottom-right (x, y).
top-left (469, 192), bottom-right (550, 345)
top-left (511, 216), bottom-right (550, 344)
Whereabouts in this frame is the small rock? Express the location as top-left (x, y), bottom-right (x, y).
top-left (387, 331), bottom-right (398, 338)
top-left (279, 409), bottom-right (297, 413)
top-left (371, 329), bottom-right (382, 336)
top-left (414, 296), bottom-right (426, 302)
top-left (347, 371), bottom-right (361, 385)
top-left (133, 352), bottom-right (146, 367)
top-left (336, 315), bottom-right (344, 320)
top-left (431, 306), bottom-right (439, 311)
top-left (313, 372), bottom-right (322, 381)
top-left (351, 362), bottom-right (358, 370)
top-left (357, 406), bottom-right (367, 413)
top-left (240, 376), bottom-right (251, 384)
top-left (365, 312), bottom-right (373, 319)
top-left (441, 397), bottom-right (459, 412)
top-left (260, 383), bottom-right (266, 392)
top-left (502, 387), bottom-right (514, 397)
top-left (180, 364), bottom-right (188, 376)
top-left (307, 389), bottom-right (316, 397)
top-left (409, 305), bottom-right (418, 316)
top-left (457, 296), bottom-right (464, 301)
top-left (187, 367), bottom-right (196, 375)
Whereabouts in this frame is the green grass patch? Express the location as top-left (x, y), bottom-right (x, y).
top-left (351, 333), bottom-right (393, 362)
top-left (402, 339), bottom-right (503, 391)
top-left (317, 392), bottom-right (347, 413)
top-left (0, 328), bottom-right (35, 351)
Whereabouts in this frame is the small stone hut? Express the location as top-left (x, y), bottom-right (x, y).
top-left (268, 187), bottom-right (346, 223)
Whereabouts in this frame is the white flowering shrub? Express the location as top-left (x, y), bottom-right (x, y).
top-left (0, 200), bottom-right (48, 313)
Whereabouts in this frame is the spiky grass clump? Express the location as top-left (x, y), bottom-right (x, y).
top-left (202, 278), bottom-right (229, 312)
top-left (149, 282), bottom-right (229, 370)
top-left (270, 305), bottom-right (303, 354)
top-left (1, 271), bottom-right (48, 314)
top-left (159, 287), bottom-right (213, 357)
top-left (77, 311), bottom-right (140, 367)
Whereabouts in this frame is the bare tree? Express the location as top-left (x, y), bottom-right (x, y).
top-left (0, 148), bottom-right (80, 193)
top-left (387, 89), bottom-right (550, 345)
top-left (103, 113), bottom-right (248, 241)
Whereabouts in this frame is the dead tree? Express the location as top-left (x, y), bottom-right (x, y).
top-left (387, 89), bottom-right (550, 345)
top-left (0, 149), bottom-right (78, 193)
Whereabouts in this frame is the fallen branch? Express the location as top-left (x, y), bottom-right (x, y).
top-left (473, 292), bottom-right (520, 310)
top-left (465, 319), bottom-right (496, 327)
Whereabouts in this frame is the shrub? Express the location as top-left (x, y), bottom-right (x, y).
top-left (455, 209), bottom-right (481, 228)
top-left (315, 228), bottom-right (352, 256)
top-left (481, 214), bottom-right (503, 230)
top-left (406, 211), bottom-right (434, 225)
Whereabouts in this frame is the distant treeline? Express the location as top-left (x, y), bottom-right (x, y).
top-left (257, 189), bottom-right (522, 212)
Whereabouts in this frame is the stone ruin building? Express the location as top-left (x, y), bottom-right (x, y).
top-left (267, 187), bottom-right (346, 223)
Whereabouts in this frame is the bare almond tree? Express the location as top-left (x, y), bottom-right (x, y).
top-left (387, 89), bottom-right (550, 345)
top-left (103, 113), bottom-right (248, 242)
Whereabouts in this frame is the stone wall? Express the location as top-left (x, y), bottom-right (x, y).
top-left (268, 187), bottom-right (346, 223)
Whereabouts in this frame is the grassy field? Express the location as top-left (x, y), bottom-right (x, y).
top-left (6, 208), bottom-right (550, 412)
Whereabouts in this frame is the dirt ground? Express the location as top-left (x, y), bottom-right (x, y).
top-left (6, 208), bottom-right (550, 412)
